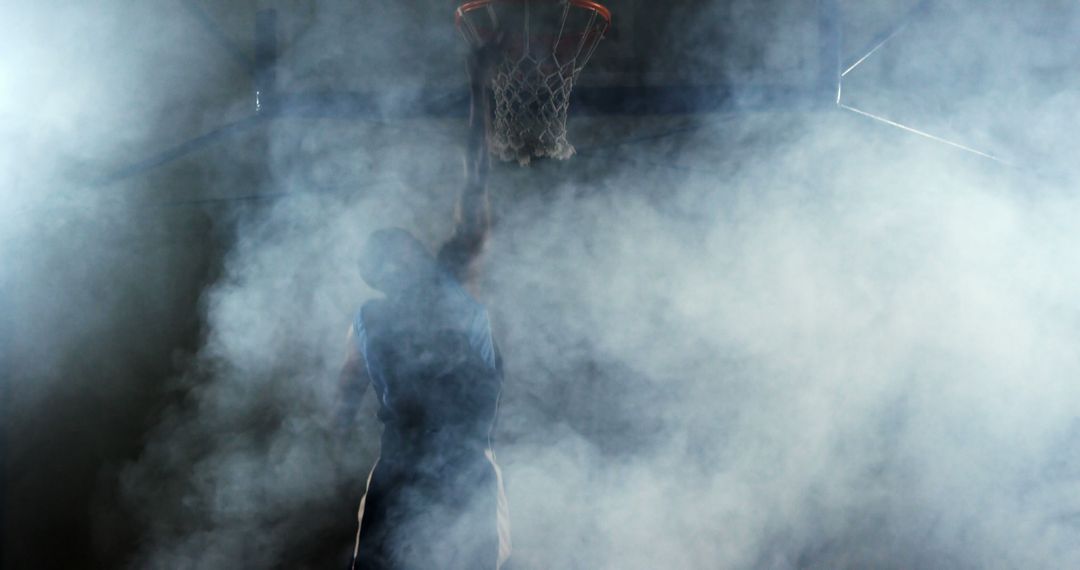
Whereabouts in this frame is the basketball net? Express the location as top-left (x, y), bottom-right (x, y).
top-left (457, 1), bottom-right (611, 165)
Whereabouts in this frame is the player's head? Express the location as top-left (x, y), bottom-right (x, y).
top-left (359, 228), bottom-right (438, 295)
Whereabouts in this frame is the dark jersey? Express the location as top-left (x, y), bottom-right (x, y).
top-left (353, 269), bottom-right (498, 444)
top-left (351, 269), bottom-right (509, 570)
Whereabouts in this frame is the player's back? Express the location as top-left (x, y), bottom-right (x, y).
top-left (355, 272), bottom-right (500, 465)
top-left (352, 277), bottom-right (505, 570)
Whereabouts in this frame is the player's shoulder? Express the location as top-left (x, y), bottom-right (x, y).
top-left (357, 298), bottom-right (390, 327)
top-left (361, 297), bottom-right (387, 310)
top-left (439, 271), bottom-right (488, 316)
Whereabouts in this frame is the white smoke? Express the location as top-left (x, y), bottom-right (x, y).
top-left (128, 0), bottom-right (1080, 567)
top-left (5, 0), bottom-right (1080, 568)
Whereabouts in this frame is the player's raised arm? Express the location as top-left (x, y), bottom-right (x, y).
top-left (438, 45), bottom-right (498, 286)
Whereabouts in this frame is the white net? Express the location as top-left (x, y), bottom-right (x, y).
top-left (458, 0), bottom-right (610, 165)
top-left (490, 54), bottom-right (578, 165)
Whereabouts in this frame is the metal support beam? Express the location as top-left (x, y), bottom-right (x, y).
top-left (842, 0), bottom-right (932, 77)
top-left (254, 9), bottom-right (279, 114)
top-left (94, 116), bottom-right (265, 186)
top-left (817, 0), bottom-right (842, 105)
top-left (834, 0), bottom-right (1007, 165)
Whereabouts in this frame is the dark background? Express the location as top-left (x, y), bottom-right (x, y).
top-left (3, 1), bottom-right (1079, 568)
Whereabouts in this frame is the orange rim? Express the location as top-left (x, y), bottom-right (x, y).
top-left (456, 0), bottom-right (611, 28)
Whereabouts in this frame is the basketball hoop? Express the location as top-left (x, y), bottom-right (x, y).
top-left (456, 0), bottom-right (611, 165)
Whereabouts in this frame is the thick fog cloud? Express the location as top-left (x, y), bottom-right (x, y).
top-left (1, 0), bottom-right (240, 404)
top-left (127, 114), bottom-right (1080, 569)
top-left (489, 116), bottom-right (1080, 568)
top-left (128, 1), bottom-right (1080, 568)
top-left (1, 1), bottom-right (243, 566)
top-left (119, 149), bottom-right (461, 566)
top-left (6, 0), bottom-right (1080, 568)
